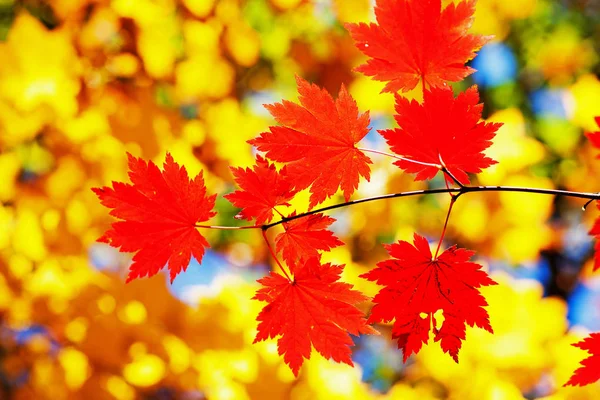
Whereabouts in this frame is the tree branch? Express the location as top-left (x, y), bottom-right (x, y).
top-left (261, 185), bottom-right (600, 230)
top-left (201, 186), bottom-right (600, 232)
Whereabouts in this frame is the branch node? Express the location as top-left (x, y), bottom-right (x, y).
top-left (438, 154), bottom-right (464, 188)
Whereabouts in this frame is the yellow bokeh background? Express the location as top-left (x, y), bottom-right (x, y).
top-left (1, 0), bottom-right (600, 398)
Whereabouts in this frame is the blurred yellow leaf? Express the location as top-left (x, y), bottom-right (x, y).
top-left (0, 151), bottom-right (20, 202)
top-left (183, 0), bottom-right (216, 18)
top-left (58, 347), bottom-right (90, 389)
top-left (570, 73), bottom-right (600, 131)
top-left (106, 375), bottom-right (136, 400)
top-left (123, 354), bottom-right (166, 388)
top-left (0, 13), bottom-right (80, 146)
top-left (225, 20), bottom-right (260, 67)
top-left (333, 0), bottom-right (372, 23)
top-left (479, 108), bottom-right (546, 184)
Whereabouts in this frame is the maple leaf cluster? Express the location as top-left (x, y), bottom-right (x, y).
top-left (229, 78), bottom-right (378, 374)
top-left (92, 0), bottom-right (600, 385)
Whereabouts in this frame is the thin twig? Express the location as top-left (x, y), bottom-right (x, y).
top-left (262, 186), bottom-right (600, 230)
top-left (443, 174), bottom-right (456, 200)
top-left (434, 198), bottom-right (456, 259)
top-left (201, 187), bottom-right (600, 233)
top-left (262, 187), bottom-right (459, 229)
top-left (583, 198), bottom-right (595, 211)
top-left (460, 186), bottom-right (600, 200)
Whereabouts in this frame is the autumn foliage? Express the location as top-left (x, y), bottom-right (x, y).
top-left (253, 258), bottom-right (378, 376)
top-left (361, 234), bottom-right (496, 362)
top-left (93, 153), bottom-right (217, 283)
top-left (346, 0), bottom-right (489, 93)
top-left (90, 0), bottom-right (600, 388)
top-left (224, 155), bottom-right (296, 225)
top-left (565, 333), bottom-right (600, 387)
top-left (380, 85), bottom-right (501, 184)
top-left (248, 77), bottom-right (372, 208)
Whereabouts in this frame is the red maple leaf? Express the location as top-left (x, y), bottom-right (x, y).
top-left (585, 116), bottom-right (600, 151)
top-left (253, 258), bottom-right (378, 376)
top-left (224, 155), bottom-right (296, 225)
top-left (275, 213), bottom-right (344, 272)
top-left (379, 85), bottom-right (502, 184)
top-left (92, 153), bottom-right (216, 283)
top-left (361, 234), bottom-right (496, 361)
top-left (585, 118), bottom-right (600, 271)
top-left (588, 202), bottom-right (600, 271)
top-left (248, 75), bottom-right (372, 208)
top-left (346, 0), bottom-right (489, 93)
top-left (565, 333), bottom-right (600, 387)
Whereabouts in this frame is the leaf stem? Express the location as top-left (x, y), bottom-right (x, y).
top-left (434, 198), bottom-right (455, 260)
top-left (442, 169), bottom-right (456, 200)
top-left (357, 147), bottom-right (442, 169)
top-left (261, 229), bottom-right (291, 281)
top-left (195, 224), bottom-right (262, 230)
top-left (439, 154), bottom-right (464, 188)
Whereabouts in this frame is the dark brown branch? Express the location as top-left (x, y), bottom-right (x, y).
top-left (261, 185), bottom-right (600, 230)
